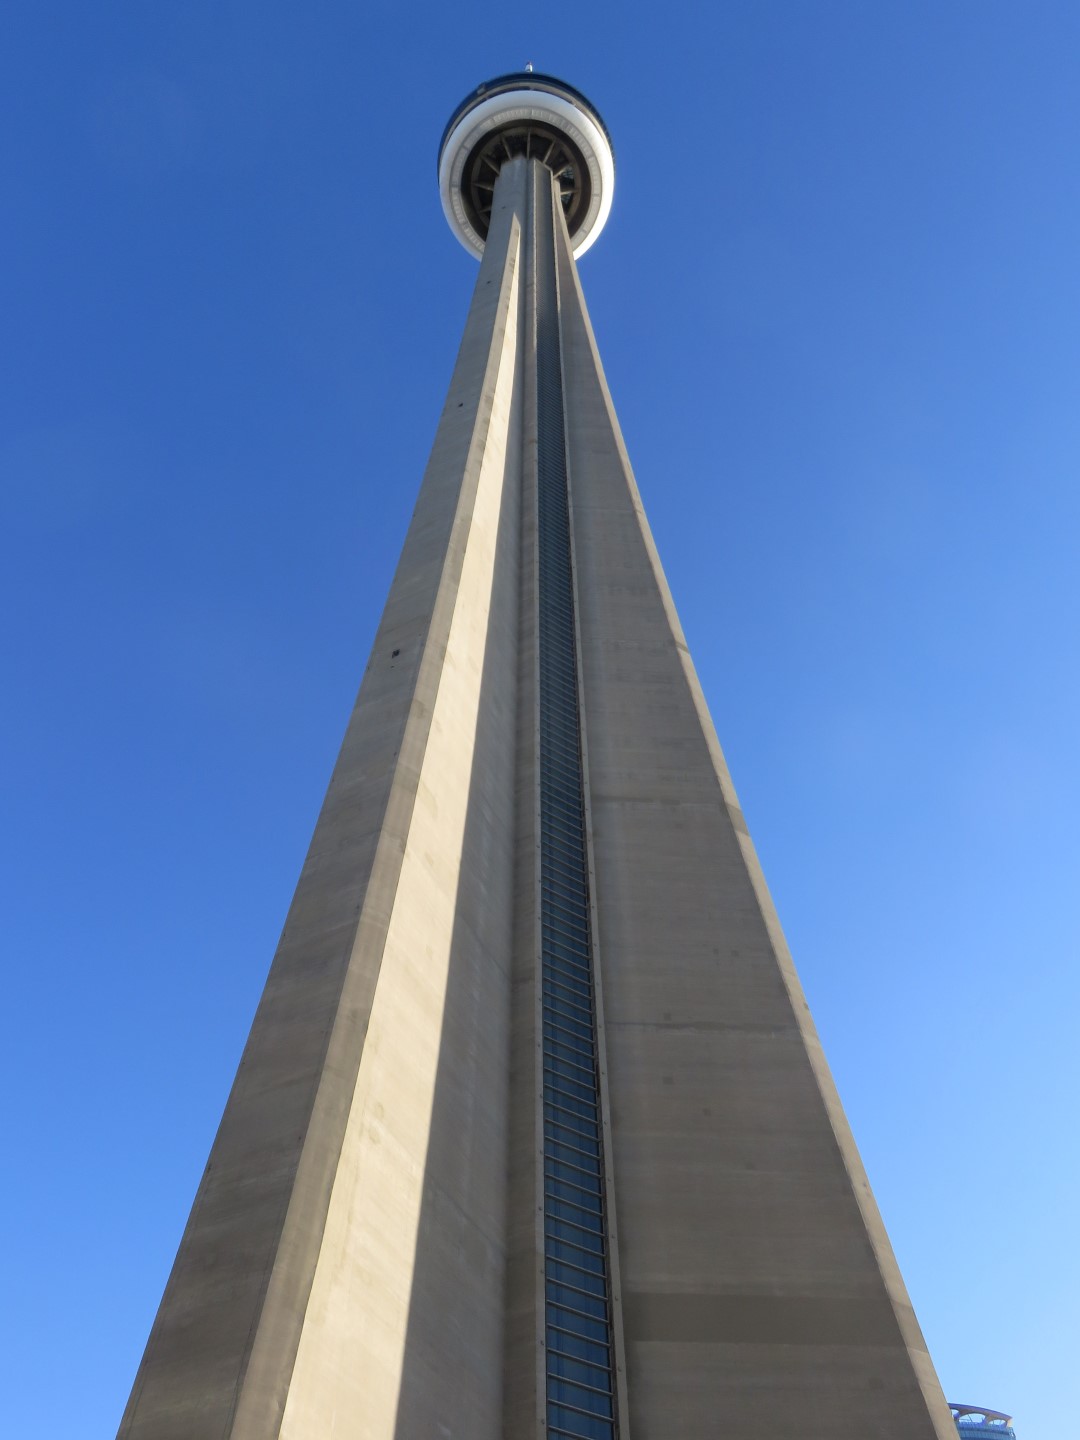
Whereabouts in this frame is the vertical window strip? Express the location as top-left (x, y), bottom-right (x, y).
top-left (534, 165), bottom-right (618, 1440)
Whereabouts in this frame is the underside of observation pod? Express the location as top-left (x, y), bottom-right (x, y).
top-left (438, 71), bottom-right (615, 259)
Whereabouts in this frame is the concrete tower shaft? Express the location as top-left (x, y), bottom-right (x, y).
top-left (119, 76), bottom-right (955, 1440)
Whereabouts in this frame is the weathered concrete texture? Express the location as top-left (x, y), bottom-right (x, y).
top-left (553, 202), bottom-right (955, 1438)
top-left (118, 159), bottom-right (530, 1440)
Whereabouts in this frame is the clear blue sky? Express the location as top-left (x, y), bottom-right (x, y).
top-left (2, 3), bottom-right (1076, 1435)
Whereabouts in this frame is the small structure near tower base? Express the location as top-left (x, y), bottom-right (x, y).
top-left (951, 1404), bottom-right (1018, 1438)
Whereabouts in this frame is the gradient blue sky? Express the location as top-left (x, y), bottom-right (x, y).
top-left (2, 3), bottom-right (1077, 1435)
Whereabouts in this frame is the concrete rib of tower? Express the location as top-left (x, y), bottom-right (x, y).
top-left (119, 76), bottom-right (956, 1440)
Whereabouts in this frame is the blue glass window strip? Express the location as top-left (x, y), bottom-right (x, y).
top-left (546, 1279), bottom-right (609, 1321)
top-left (534, 172), bottom-right (617, 1435)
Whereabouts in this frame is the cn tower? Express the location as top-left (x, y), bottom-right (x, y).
top-left (119, 73), bottom-right (954, 1440)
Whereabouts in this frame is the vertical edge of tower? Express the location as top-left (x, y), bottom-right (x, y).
top-left (502, 155), bottom-right (547, 1440)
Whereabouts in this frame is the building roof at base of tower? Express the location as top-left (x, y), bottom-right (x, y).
top-left (438, 72), bottom-right (615, 260)
top-left (950, 1404), bottom-right (1016, 1434)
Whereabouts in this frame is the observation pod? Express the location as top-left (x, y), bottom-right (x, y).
top-left (438, 71), bottom-right (615, 258)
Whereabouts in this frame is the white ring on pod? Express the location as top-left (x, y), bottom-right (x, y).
top-left (439, 89), bottom-right (615, 260)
